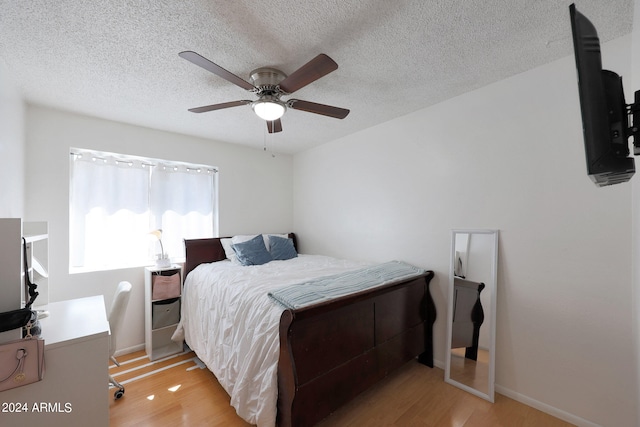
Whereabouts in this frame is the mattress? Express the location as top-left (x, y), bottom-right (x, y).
top-left (173, 254), bottom-right (371, 427)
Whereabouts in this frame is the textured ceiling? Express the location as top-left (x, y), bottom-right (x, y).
top-left (0, 0), bottom-right (634, 154)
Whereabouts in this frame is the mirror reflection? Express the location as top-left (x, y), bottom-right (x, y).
top-left (445, 229), bottom-right (498, 402)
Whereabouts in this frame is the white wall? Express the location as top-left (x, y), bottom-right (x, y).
top-left (24, 105), bottom-right (293, 352)
top-left (0, 60), bottom-right (25, 218)
top-left (293, 36), bottom-right (637, 427)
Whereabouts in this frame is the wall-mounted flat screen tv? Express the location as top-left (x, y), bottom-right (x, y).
top-left (569, 3), bottom-right (637, 187)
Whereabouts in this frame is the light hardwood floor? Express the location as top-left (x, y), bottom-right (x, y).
top-left (109, 350), bottom-right (574, 427)
top-left (448, 348), bottom-right (489, 395)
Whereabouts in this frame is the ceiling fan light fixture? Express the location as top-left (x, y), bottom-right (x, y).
top-left (252, 99), bottom-right (286, 121)
top-left (181, 52), bottom-right (349, 133)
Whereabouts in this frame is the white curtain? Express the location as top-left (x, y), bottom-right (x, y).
top-left (150, 164), bottom-right (215, 260)
top-left (70, 154), bottom-right (150, 270)
top-left (70, 151), bottom-right (216, 271)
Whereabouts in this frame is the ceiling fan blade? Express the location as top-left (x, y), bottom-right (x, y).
top-left (179, 51), bottom-right (255, 91)
top-left (267, 119), bottom-right (283, 133)
top-left (188, 100), bottom-right (251, 113)
top-left (278, 54), bottom-right (338, 94)
top-left (287, 99), bottom-right (350, 119)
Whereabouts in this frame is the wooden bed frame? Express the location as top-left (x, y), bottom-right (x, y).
top-left (183, 234), bottom-right (436, 427)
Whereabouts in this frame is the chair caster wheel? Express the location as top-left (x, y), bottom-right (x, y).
top-left (114, 388), bottom-right (125, 399)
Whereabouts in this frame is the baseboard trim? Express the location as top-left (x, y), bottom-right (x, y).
top-left (114, 343), bottom-right (145, 357)
top-left (495, 385), bottom-right (601, 427)
top-left (433, 358), bottom-right (445, 370)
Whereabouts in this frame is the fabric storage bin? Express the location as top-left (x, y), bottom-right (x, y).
top-left (152, 272), bottom-right (180, 300)
top-left (152, 298), bottom-right (181, 329)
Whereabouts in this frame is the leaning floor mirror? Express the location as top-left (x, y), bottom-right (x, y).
top-left (445, 229), bottom-right (498, 402)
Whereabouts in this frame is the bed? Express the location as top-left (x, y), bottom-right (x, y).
top-left (178, 233), bottom-right (436, 427)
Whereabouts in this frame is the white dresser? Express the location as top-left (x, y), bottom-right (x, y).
top-left (1, 295), bottom-right (110, 427)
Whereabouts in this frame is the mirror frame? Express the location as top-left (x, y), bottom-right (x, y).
top-left (445, 229), bottom-right (498, 402)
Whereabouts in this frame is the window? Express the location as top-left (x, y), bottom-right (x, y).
top-left (69, 149), bottom-right (218, 272)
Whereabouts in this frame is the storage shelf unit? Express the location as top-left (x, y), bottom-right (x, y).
top-left (144, 265), bottom-right (183, 360)
top-left (0, 219), bottom-right (49, 343)
top-left (23, 221), bottom-right (49, 309)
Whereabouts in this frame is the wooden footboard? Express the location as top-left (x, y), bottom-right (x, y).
top-left (276, 271), bottom-right (436, 427)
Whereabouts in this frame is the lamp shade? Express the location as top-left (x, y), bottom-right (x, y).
top-left (252, 100), bottom-right (286, 121)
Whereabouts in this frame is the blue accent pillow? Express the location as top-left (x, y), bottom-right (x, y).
top-left (269, 235), bottom-right (298, 260)
top-left (232, 235), bottom-right (273, 266)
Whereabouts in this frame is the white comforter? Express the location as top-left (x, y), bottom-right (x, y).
top-left (174, 255), bottom-right (370, 427)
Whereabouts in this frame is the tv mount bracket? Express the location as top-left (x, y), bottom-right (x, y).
top-left (631, 91), bottom-right (640, 155)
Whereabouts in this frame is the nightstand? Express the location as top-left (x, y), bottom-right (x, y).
top-left (144, 265), bottom-right (183, 360)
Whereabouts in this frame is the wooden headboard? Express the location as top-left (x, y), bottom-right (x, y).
top-left (183, 233), bottom-right (298, 279)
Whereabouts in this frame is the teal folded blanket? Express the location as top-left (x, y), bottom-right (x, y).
top-left (268, 261), bottom-right (425, 309)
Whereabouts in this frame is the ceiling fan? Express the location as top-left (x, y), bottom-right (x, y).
top-left (179, 51), bottom-right (350, 133)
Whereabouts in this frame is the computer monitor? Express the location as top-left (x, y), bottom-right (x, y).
top-left (569, 3), bottom-right (636, 187)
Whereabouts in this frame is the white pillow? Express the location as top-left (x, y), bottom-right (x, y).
top-left (220, 238), bottom-right (235, 263)
top-left (222, 235), bottom-right (259, 264)
top-left (264, 233), bottom-right (289, 251)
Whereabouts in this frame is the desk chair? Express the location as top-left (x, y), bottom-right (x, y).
top-left (108, 281), bottom-right (132, 399)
